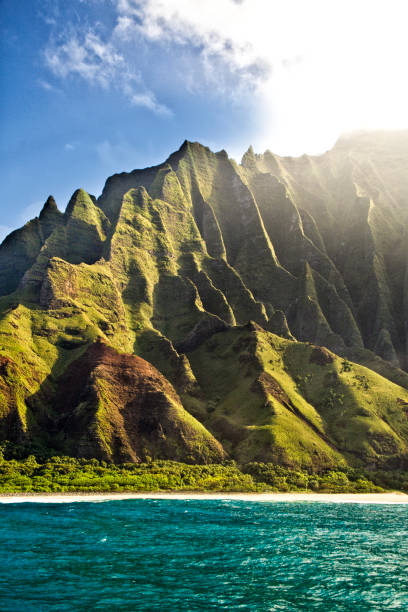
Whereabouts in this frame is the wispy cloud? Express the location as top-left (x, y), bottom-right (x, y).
top-left (41, 0), bottom-right (408, 154)
top-left (113, 0), bottom-right (278, 93)
top-left (112, 0), bottom-right (408, 153)
top-left (45, 31), bottom-right (124, 87)
top-left (43, 26), bottom-right (171, 115)
top-left (123, 85), bottom-right (171, 116)
top-left (37, 78), bottom-right (62, 93)
top-left (64, 143), bottom-right (75, 151)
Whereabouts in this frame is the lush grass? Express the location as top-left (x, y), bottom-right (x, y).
top-left (0, 454), bottom-right (389, 494)
top-left (188, 325), bottom-right (408, 468)
top-left (1, 138), bottom-right (408, 473)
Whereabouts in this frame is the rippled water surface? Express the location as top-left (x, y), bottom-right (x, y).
top-left (0, 500), bottom-right (407, 610)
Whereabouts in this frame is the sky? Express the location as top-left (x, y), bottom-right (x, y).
top-left (1, 0), bottom-right (408, 242)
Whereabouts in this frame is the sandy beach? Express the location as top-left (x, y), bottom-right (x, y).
top-left (1, 491), bottom-right (408, 504)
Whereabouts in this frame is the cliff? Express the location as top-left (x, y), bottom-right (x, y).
top-left (1, 130), bottom-right (408, 470)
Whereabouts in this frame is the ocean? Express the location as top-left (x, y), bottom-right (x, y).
top-left (0, 499), bottom-right (407, 610)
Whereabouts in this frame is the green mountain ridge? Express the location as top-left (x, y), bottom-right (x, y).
top-left (1, 130), bottom-right (408, 471)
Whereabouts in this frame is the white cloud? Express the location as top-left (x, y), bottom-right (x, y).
top-left (114, 0), bottom-right (408, 154)
top-left (44, 31), bottom-right (124, 87)
top-left (114, 0), bottom-right (310, 84)
top-left (129, 91), bottom-right (171, 116)
top-left (44, 28), bottom-right (171, 115)
top-left (42, 0), bottom-right (408, 154)
top-left (114, 15), bottom-right (136, 40)
top-left (42, 16), bottom-right (58, 26)
top-left (37, 78), bottom-right (62, 93)
top-left (64, 143), bottom-right (75, 151)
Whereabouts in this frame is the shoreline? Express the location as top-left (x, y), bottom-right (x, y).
top-left (1, 491), bottom-right (408, 504)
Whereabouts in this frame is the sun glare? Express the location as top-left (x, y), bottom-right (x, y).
top-left (251, 0), bottom-right (408, 154)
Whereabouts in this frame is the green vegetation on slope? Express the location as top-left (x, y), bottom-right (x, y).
top-left (188, 324), bottom-right (408, 469)
top-left (0, 132), bottom-right (408, 476)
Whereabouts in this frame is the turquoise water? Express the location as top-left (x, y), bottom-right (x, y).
top-left (0, 500), bottom-right (407, 611)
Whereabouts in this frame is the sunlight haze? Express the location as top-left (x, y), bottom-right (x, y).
top-left (1, 0), bottom-right (408, 240)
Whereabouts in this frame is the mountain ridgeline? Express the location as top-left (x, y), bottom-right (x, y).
top-left (1, 130), bottom-right (408, 471)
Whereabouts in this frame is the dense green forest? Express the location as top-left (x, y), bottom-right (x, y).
top-left (2, 451), bottom-right (407, 494)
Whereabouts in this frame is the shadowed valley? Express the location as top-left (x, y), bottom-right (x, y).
top-left (1, 130), bottom-right (408, 477)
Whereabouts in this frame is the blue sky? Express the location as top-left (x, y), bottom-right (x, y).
top-left (1, 0), bottom-right (408, 241)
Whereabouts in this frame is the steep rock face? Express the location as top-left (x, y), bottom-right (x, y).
top-left (96, 132), bottom-right (408, 368)
top-left (1, 130), bottom-right (408, 468)
top-left (0, 355), bottom-right (33, 442)
top-left (240, 131), bottom-right (408, 367)
top-left (0, 197), bottom-right (63, 296)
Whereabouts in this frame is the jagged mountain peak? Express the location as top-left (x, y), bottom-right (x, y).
top-left (39, 195), bottom-right (59, 218)
top-left (1, 130), bottom-right (408, 468)
top-left (65, 188), bottom-right (94, 216)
